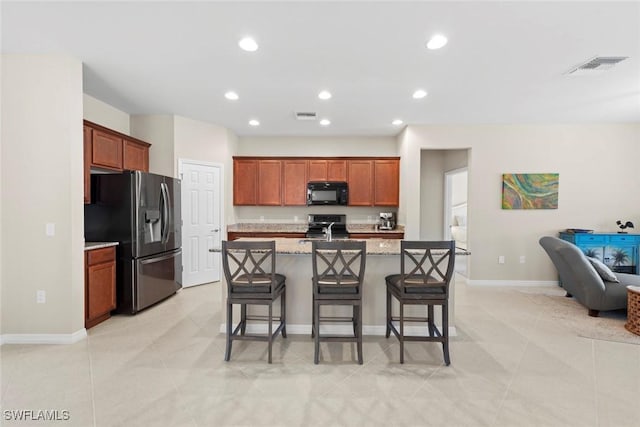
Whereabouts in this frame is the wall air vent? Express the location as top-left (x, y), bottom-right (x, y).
top-left (295, 112), bottom-right (317, 121)
top-left (565, 56), bottom-right (628, 75)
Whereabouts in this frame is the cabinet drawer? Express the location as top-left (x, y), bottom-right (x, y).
top-left (574, 235), bottom-right (607, 244)
top-left (87, 246), bottom-right (116, 265)
top-left (609, 235), bottom-right (640, 245)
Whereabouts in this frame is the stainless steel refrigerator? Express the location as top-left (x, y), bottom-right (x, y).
top-left (85, 171), bottom-right (182, 314)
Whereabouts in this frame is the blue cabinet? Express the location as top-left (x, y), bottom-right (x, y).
top-left (559, 232), bottom-right (640, 275)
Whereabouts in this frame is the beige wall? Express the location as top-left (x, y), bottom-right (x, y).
top-left (130, 114), bottom-right (175, 177)
top-left (400, 124), bottom-right (640, 283)
top-left (83, 93), bottom-right (130, 134)
top-left (1, 54), bottom-right (84, 337)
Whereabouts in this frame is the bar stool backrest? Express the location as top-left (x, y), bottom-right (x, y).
top-left (399, 240), bottom-right (455, 296)
top-left (312, 240), bottom-right (366, 293)
top-left (222, 240), bottom-right (277, 296)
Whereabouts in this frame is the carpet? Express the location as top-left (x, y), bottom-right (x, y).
top-left (520, 289), bottom-right (640, 345)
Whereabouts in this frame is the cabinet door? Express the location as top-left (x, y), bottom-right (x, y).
top-left (308, 160), bottom-right (328, 181)
top-left (92, 130), bottom-right (123, 170)
top-left (327, 160), bottom-right (347, 181)
top-left (373, 159), bottom-right (399, 206)
top-left (233, 159), bottom-right (258, 205)
top-left (123, 139), bottom-right (149, 172)
top-left (283, 160), bottom-right (308, 206)
top-left (86, 261), bottom-right (116, 321)
top-left (258, 160), bottom-right (283, 205)
top-left (347, 160), bottom-right (373, 206)
top-left (83, 125), bottom-right (92, 204)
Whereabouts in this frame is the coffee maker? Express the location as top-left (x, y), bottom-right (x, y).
top-left (378, 212), bottom-right (396, 230)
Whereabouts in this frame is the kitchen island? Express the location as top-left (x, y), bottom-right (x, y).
top-left (214, 238), bottom-right (469, 336)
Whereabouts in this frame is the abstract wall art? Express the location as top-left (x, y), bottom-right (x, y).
top-left (502, 173), bottom-right (559, 209)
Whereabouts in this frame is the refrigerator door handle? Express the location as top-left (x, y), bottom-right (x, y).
top-left (160, 182), bottom-right (170, 244)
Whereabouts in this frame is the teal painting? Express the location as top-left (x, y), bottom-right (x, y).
top-left (502, 173), bottom-right (559, 209)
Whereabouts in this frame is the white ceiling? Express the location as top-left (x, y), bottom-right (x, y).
top-left (2, 1), bottom-right (639, 137)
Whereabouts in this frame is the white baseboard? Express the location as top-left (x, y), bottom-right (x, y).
top-left (466, 279), bottom-right (558, 287)
top-left (220, 323), bottom-right (457, 337)
top-left (0, 329), bottom-right (87, 345)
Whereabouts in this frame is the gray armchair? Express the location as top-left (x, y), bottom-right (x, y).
top-left (539, 236), bottom-right (640, 316)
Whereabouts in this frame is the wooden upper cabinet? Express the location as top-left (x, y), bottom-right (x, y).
top-left (283, 160), bottom-right (308, 206)
top-left (84, 121), bottom-right (151, 174)
top-left (233, 159), bottom-right (258, 205)
top-left (327, 160), bottom-right (347, 181)
top-left (373, 159), bottom-right (400, 206)
top-left (83, 125), bottom-right (92, 204)
top-left (92, 130), bottom-right (123, 170)
top-left (123, 139), bottom-right (149, 172)
top-left (308, 159), bottom-right (347, 182)
top-left (232, 156), bottom-right (399, 207)
top-left (257, 160), bottom-right (283, 206)
top-left (347, 160), bottom-right (374, 206)
top-left (308, 160), bottom-right (328, 181)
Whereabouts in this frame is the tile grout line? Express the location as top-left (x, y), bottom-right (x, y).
top-left (591, 339), bottom-right (601, 427)
top-left (484, 300), bottom-right (536, 427)
top-left (86, 336), bottom-right (98, 427)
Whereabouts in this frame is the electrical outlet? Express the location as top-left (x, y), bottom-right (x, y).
top-left (36, 290), bottom-right (46, 304)
top-left (519, 255), bottom-right (526, 264)
top-left (45, 223), bottom-right (55, 237)
top-left (259, 216), bottom-right (265, 222)
top-left (498, 256), bottom-right (505, 264)
top-left (294, 215), bottom-right (299, 222)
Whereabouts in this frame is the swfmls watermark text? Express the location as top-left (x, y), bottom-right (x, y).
top-left (3, 409), bottom-right (70, 422)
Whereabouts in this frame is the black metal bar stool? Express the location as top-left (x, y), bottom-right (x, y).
top-left (221, 240), bottom-right (286, 363)
top-left (311, 240), bottom-right (366, 364)
top-left (385, 240), bottom-right (455, 365)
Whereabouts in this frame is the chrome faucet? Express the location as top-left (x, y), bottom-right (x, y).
top-left (323, 222), bottom-right (335, 242)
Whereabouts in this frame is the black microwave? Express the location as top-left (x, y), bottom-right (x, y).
top-left (307, 181), bottom-right (348, 206)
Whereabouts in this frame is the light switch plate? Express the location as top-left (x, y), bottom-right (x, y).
top-left (45, 223), bottom-right (55, 236)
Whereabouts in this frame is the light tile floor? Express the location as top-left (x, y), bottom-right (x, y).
top-left (1, 278), bottom-right (639, 427)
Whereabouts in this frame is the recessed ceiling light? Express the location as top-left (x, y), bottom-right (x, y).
top-left (319, 119), bottom-right (331, 126)
top-left (318, 90), bottom-right (332, 100)
top-left (238, 37), bottom-right (258, 52)
top-left (224, 91), bottom-right (239, 101)
top-left (412, 89), bottom-right (427, 99)
top-left (427, 34), bottom-right (448, 50)
top-left (392, 119), bottom-right (403, 126)
top-left (249, 119), bottom-right (260, 127)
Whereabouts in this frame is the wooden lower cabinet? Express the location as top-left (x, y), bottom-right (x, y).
top-left (227, 232), bottom-right (306, 241)
top-left (85, 247), bottom-right (116, 329)
top-left (350, 232), bottom-right (404, 240)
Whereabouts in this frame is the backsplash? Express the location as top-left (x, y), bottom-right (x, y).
top-left (232, 205), bottom-right (398, 225)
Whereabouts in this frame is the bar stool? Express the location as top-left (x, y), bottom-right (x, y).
top-left (221, 240), bottom-right (286, 363)
top-left (385, 240), bottom-right (455, 365)
top-left (311, 240), bottom-right (366, 364)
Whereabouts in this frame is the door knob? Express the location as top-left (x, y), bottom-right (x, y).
top-left (211, 229), bottom-right (220, 232)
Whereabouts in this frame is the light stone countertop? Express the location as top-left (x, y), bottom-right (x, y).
top-left (212, 237), bottom-right (469, 256)
top-left (227, 222), bottom-right (405, 234)
top-left (84, 241), bottom-right (119, 251)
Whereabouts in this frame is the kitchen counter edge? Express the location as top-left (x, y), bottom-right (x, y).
top-left (84, 241), bottom-right (119, 251)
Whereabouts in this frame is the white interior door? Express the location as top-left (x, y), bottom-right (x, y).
top-left (180, 160), bottom-right (222, 287)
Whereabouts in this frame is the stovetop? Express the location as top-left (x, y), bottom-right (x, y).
top-left (306, 214), bottom-right (349, 238)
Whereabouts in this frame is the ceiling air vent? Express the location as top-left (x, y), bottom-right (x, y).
top-left (295, 112), bottom-right (317, 121)
top-left (565, 56), bottom-right (628, 75)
